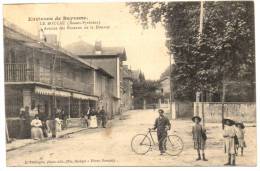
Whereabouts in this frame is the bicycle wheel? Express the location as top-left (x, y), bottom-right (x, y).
top-left (131, 134), bottom-right (151, 155)
top-left (165, 135), bottom-right (184, 156)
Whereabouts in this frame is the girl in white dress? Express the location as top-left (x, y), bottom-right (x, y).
top-left (89, 108), bottom-right (98, 128)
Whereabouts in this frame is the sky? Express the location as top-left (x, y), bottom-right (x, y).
top-left (3, 3), bottom-right (170, 80)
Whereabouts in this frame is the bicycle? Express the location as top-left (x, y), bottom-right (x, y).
top-left (131, 128), bottom-right (184, 156)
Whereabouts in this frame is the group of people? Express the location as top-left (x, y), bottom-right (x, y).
top-left (152, 109), bottom-right (246, 166)
top-left (191, 115), bottom-right (246, 166)
top-left (18, 105), bottom-right (108, 140)
top-left (81, 106), bottom-right (107, 128)
top-left (18, 106), bottom-right (68, 140)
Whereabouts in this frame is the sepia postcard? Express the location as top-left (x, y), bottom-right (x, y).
top-left (2, 0), bottom-right (257, 167)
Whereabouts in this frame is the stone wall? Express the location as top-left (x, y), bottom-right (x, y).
top-left (194, 102), bottom-right (256, 123)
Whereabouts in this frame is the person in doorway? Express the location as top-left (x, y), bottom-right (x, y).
top-left (96, 107), bottom-right (101, 127)
top-left (18, 107), bottom-right (27, 139)
top-left (99, 106), bottom-right (107, 128)
top-left (24, 106), bottom-right (31, 138)
top-left (38, 111), bottom-right (48, 138)
top-left (223, 118), bottom-right (236, 166)
top-left (30, 115), bottom-right (44, 140)
top-left (235, 122), bottom-right (246, 156)
top-left (153, 109), bottom-right (171, 155)
top-left (47, 109), bottom-right (58, 138)
top-left (30, 107), bottom-right (39, 117)
top-left (85, 107), bottom-right (91, 128)
top-left (61, 109), bottom-right (68, 130)
top-left (191, 116), bottom-right (208, 161)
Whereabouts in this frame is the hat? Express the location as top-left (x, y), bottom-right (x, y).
top-left (158, 109), bottom-right (164, 113)
top-left (20, 107), bottom-right (25, 112)
top-left (235, 122), bottom-right (245, 129)
top-left (192, 116), bottom-right (201, 122)
top-left (223, 118), bottom-right (235, 126)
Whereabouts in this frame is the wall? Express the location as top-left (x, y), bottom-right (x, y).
top-left (81, 57), bottom-right (118, 97)
top-left (61, 61), bottom-right (94, 95)
top-left (194, 102), bottom-right (256, 123)
top-left (5, 86), bottom-right (23, 117)
top-left (175, 101), bottom-right (194, 118)
top-left (160, 77), bottom-right (170, 96)
top-left (121, 79), bottom-right (133, 111)
top-left (95, 71), bottom-right (114, 118)
top-left (157, 101), bottom-right (193, 120)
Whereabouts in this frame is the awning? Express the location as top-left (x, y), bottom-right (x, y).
top-left (72, 93), bottom-right (98, 101)
top-left (35, 86), bottom-right (71, 97)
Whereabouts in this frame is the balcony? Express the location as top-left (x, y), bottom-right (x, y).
top-left (5, 63), bottom-right (63, 87)
top-left (5, 63), bottom-right (94, 95)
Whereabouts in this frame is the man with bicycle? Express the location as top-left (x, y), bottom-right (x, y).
top-left (153, 109), bottom-right (171, 155)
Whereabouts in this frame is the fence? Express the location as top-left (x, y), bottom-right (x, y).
top-left (194, 102), bottom-right (256, 123)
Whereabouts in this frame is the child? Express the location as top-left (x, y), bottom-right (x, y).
top-left (192, 116), bottom-right (208, 161)
top-left (235, 122), bottom-right (246, 156)
top-left (223, 118), bottom-right (236, 166)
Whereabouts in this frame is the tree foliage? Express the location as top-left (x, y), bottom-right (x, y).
top-left (128, 1), bottom-right (255, 101)
top-left (132, 73), bottom-right (162, 107)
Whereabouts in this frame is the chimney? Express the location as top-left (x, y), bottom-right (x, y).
top-left (39, 28), bottom-right (47, 42)
top-left (95, 41), bottom-right (102, 55)
top-left (45, 34), bottom-right (58, 46)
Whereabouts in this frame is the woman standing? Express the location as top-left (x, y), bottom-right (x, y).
top-left (89, 108), bottom-right (98, 128)
top-left (31, 115), bottom-right (44, 140)
top-left (223, 118), bottom-right (236, 166)
top-left (191, 116), bottom-right (208, 161)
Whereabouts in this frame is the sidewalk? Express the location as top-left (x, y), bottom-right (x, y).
top-left (6, 113), bottom-right (128, 152)
top-left (6, 127), bottom-right (87, 152)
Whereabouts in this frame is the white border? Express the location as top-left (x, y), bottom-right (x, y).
top-left (0, 1), bottom-right (259, 171)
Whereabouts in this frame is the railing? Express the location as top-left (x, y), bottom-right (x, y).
top-left (5, 63), bottom-right (63, 87)
top-left (5, 63), bottom-right (93, 94)
top-left (5, 63), bottom-right (29, 82)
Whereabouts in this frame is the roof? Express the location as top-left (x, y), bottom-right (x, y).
top-left (65, 41), bottom-right (127, 61)
top-left (123, 65), bottom-right (134, 80)
top-left (3, 19), bottom-right (98, 70)
top-left (159, 76), bottom-right (170, 82)
top-left (97, 68), bottom-right (114, 78)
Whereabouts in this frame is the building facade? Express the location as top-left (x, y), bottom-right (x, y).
top-left (65, 41), bottom-right (127, 116)
top-left (121, 65), bottom-right (134, 112)
top-left (4, 21), bottom-right (114, 137)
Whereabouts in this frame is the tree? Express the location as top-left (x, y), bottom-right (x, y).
top-left (127, 1), bottom-right (255, 101)
top-left (138, 72), bottom-right (145, 82)
top-left (132, 72), bottom-right (162, 108)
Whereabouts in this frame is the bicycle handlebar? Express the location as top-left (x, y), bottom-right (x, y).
top-left (148, 128), bottom-right (175, 132)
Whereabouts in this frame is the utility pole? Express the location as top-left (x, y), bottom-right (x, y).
top-left (221, 80), bottom-right (226, 129)
top-left (198, 0), bottom-right (205, 127)
top-left (169, 53), bottom-right (173, 119)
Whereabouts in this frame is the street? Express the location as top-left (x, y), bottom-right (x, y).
top-left (6, 109), bottom-right (256, 166)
